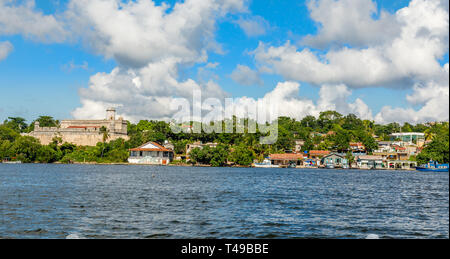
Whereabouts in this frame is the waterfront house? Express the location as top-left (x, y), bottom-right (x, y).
top-left (371, 150), bottom-right (417, 170)
top-left (320, 153), bottom-right (348, 168)
top-left (356, 155), bottom-right (384, 169)
top-left (269, 153), bottom-right (304, 167)
top-left (308, 150), bottom-right (330, 159)
top-left (387, 160), bottom-right (417, 170)
top-left (128, 141), bottom-right (174, 165)
top-left (308, 150), bottom-right (331, 166)
top-left (373, 151), bottom-right (409, 161)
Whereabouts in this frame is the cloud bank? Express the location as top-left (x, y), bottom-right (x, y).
top-left (0, 0), bottom-right (68, 43)
top-left (253, 0), bottom-right (449, 123)
top-left (0, 0), bottom-right (448, 124)
top-left (67, 0), bottom-right (246, 121)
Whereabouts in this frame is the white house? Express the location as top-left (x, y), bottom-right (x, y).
top-left (357, 155), bottom-right (384, 169)
top-left (128, 142), bottom-right (174, 165)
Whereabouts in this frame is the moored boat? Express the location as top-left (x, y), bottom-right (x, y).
top-left (1, 161), bottom-right (22, 164)
top-left (254, 159), bottom-right (279, 168)
top-left (1, 158), bottom-right (22, 164)
top-left (325, 163), bottom-right (335, 169)
top-left (287, 162), bottom-right (297, 168)
top-left (416, 161), bottom-right (449, 172)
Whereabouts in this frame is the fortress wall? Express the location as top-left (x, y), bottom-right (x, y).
top-left (35, 127), bottom-right (59, 132)
top-left (59, 120), bottom-right (128, 134)
top-left (25, 131), bottom-right (129, 146)
top-left (27, 108), bottom-right (129, 146)
top-left (60, 120), bottom-right (110, 129)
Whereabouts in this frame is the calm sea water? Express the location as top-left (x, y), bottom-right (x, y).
top-left (0, 164), bottom-right (448, 239)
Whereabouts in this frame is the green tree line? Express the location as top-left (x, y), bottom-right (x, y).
top-left (1, 111), bottom-right (448, 165)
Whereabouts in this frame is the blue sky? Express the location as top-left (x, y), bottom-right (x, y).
top-left (0, 0), bottom-right (448, 124)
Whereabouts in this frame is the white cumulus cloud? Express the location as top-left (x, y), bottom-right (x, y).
top-left (0, 41), bottom-right (13, 61)
top-left (65, 0), bottom-right (246, 68)
top-left (230, 64), bottom-right (263, 86)
top-left (374, 63), bottom-right (449, 124)
top-left (235, 15), bottom-right (270, 37)
top-left (231, 82), bottom-right (374, 122)
top-left (70, 0), bottom-right (246, 122)
top-left (2, 0), bottom-right (448, 125)
top-left (254, 0), bottom-right (448, 88)
top-left (302, 0), bottom-right (400, 48)
top-left (253, 0), bottom-right (449, 124)
top-left (0, 0), bottom-right (67, 42)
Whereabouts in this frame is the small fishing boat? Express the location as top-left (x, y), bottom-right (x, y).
top-left (254, 159), bottom-right (279, 168)
top-left (2, 161), bottom-right (22, 164)
top-left (325, 163), bottom-right (335, 169)
top-left (416, 161), bottom-right (449, 172)
top-left (287, 162), bottom-right (297, 168)
top-left (1, 158), bottom-right (22, 164)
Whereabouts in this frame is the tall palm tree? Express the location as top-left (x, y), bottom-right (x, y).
top-left (363, 120), bottom-right (375, 135)
top-left (424, 129), bottom-right (435, 142)
top-left (99, 126), bottom-right (110, 158)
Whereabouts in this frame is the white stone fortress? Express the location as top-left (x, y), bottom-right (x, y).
top-left (23, 108), bottom-right (129, 146)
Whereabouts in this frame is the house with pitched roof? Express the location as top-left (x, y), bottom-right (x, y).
top-left (321, 153), bottom-right (348, 168)
top-left (128, 141), bottom-right (174, 165)
top-left (308, 150), bottom-right (331, 159)
top-left (356, 155), bottom-right (384, 169)
top-left (307, 150), bottom-right (331, 166)
top-left (269, 153), bottom-right (304, 167)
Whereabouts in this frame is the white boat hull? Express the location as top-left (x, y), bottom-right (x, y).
top-left (254, 165), bottom-right (280, 168)
top-left (2, 161), bottom-right (22, 164)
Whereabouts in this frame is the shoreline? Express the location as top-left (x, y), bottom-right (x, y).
top-left (0, 161), bottom-right (423, 171)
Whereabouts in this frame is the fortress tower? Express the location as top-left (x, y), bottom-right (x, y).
top-left (106, 107), bottom-right (116, 121)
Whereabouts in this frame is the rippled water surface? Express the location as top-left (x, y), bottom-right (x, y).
top-left (0, 164), bottom-right (448, 239)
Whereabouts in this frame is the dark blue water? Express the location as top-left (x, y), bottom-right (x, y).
top-left (0, 164), bottom-right (448, 239)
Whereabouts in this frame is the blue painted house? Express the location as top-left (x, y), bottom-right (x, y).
top-left (321, 153), bottom-right (348, 168)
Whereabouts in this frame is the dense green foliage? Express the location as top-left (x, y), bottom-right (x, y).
top-left (0, 112), bottom-right (448, 166)
top-left (417, 123), bottom-right (449, 164)
top-left (0, 116), bottom-right (132, 163)
top-left (229, 144), bottom-right (255, 166)
top-left (189, 144), bottom-right (230, 167)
